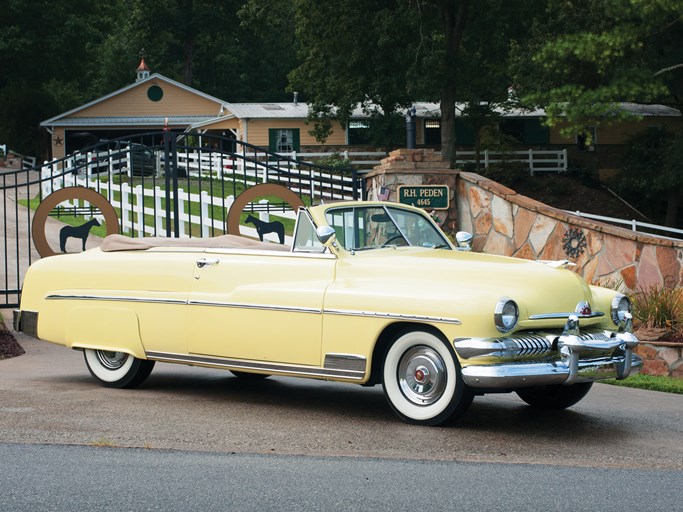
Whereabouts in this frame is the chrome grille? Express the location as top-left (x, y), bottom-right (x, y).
top-left (496, 334), bottom-right (552, 358)
top-left (578, 332), bottom-right (612, 342)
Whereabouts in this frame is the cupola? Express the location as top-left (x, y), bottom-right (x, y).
top-left (136, 57), bottom-right (151, 82)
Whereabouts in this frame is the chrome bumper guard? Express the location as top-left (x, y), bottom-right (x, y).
top-left (453, 315), bottom-right (641, 389)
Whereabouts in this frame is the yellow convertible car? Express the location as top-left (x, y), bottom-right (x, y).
top-left (14, 201), bottom-right (641, 425)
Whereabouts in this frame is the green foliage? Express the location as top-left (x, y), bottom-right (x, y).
top-left (315, 153), bottom-right (352, 171)
top-left (513, 0), bottom-right (683, 134)
top-left (603, 374), bottom-right (683, 394)
top-left (630, 284), bottom-right (683, 330)
top-left (615, 127), bottom-right (683, 226)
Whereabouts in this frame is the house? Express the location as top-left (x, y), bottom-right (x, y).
top-left (41, 59), bottom-right (681, 175)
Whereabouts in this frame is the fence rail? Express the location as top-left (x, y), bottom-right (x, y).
top-left (453, 149), bottom-right (567, 173)
top-left (279, 149), bottom-right (568, 174)
top-left (41, 169), bottom-right (296, 243)
top-left (568, 210), bottom-right (683, 240)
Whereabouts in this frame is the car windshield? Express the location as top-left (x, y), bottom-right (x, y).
top-left (324, 205), bottom-right (451, 251)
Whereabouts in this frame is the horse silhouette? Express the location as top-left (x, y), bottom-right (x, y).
top-left (59, 218), bottom-right (101, 253)
top-left (245, 215), bottom-right (285, 244)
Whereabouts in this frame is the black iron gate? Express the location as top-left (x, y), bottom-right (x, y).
top-left (1, 132), bottom-right (363, 308)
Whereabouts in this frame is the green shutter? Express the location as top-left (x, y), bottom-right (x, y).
top-left (523, 119), bottom-right (550, 145)
top-left (293, 129), bottom-right (300, 152)
top-left (268, 129), bottom-right (277, 152)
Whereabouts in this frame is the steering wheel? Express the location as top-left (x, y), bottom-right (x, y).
top-left (382, 234), bottom-right (407, 247)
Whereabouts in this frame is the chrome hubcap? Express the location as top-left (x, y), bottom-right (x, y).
top-left (398, 346), bottom-right (447, 406)
top-left (95, 350), bottom-right (128, 370)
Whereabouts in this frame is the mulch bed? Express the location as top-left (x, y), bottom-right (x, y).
top-left (0, 329), bottom-right (25, 359)
top-left (635, 327), bottom-right (683, 345)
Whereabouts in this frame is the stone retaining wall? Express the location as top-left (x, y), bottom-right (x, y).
top-left (634, 342), bottom-right (683, 378)
top-left (365, 149), bottom-right (683, 377)
top-left (457, 172), bottom-right (683, 290)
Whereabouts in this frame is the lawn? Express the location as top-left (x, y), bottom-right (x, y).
top-left (602, 374), bottom-right (683, 394)
top-left (22, 173), bottom-right (310, 240)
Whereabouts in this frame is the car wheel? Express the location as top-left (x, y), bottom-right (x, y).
top-left (382, 330), bottom-right (473, 426)
top-left (230, 370), bottom-right (270, 380)
top-left (516, 382), bottom-right (593, 409)
top-left (83, 349), bottom-right (155, 389)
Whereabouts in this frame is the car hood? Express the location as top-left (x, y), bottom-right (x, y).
top-left (331, 247), bottom-right (605, 333)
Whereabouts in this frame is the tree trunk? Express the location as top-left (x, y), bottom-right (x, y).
top-left (438, 0), bottom-right (470, 167)
top-left (441, 88), bottom-right (457, 166)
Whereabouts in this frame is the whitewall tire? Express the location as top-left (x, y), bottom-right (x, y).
top-left (382, 330), bottom-right (473, 426)
top-left (83, 349), bottom-right (155, 389)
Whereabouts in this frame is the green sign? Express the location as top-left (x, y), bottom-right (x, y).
top-left (397, 185), bottom-right (449, 210)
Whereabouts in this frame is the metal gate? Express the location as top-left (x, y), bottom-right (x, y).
top-left (1, 132), bottom-right (363, 308)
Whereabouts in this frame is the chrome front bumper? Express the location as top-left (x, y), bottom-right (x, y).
top-left (453, 329), bottom-right (641, 389)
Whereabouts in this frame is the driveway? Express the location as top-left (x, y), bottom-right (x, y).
top-left (1, 326), bottom-right (682, 470)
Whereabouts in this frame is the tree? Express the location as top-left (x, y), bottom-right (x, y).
top-left (617, 128), bottom-right (683, 226)
top-left (512, 0), bottom-right (683, 133)
top-left (512, 0), bottom-right (683, 226)
top-left (254, 0), bottom-right (541, 164)
top-left (0, 0), bottom-right (121, 156)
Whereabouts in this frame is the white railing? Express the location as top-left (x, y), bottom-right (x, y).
top-left (40, 168), bottom-right (295, 244)
top-left (277, 150), bottom-right (386, 172)
top-left (174, 150), bottom-right (358, 201)
top-left (282, 148), bottom-right (568, 173)
top-left (45, 149), bottom-right (359, 202)
top-left (453, 149), bottom-right (567, 173)
top-left (568, 210), bottom-right (683, 240)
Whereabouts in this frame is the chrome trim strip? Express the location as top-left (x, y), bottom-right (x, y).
top-left (323, 353), bottom-right (367, 373)
top-left (45, 294), bottom-right (320, 314)
top-left (146, 351), bottom-right (365, 380)
top-left (44, 294), bottom-right (458, 323)
top-left (46, 294), bottom-right (187, 305)
top-left (324, 308), bottom-right (461, 325)
top-left (187, 300), bottom-right (321, 314)
top-left (528, 312), bottom-right (604, 320)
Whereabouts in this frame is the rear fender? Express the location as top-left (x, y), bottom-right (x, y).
top-left (65, 306), bottom-right (146, 359)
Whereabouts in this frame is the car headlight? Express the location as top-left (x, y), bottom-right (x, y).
top-left (611, 294), bottom-right (632, 325)
top-left (494, 297), bottom-right (519, 333)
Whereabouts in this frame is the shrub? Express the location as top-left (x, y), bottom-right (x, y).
top-left (630, 284), bottom-right (683, 330)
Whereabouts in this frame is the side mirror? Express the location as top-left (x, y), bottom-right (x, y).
top-left (316, 226), bottom-right (337, 246)
top-left (455, 231), bottom-right (473, 252)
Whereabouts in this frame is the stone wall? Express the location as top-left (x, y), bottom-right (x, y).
top-left (457, 172), bottom-right (683, 290)
top-left (365, 149), bottom-right (458, 231)
top-left (364, 149), bottom-right (683, 377)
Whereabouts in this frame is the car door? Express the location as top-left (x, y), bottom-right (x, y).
top-left (186, 248), bottom-right (335, 366)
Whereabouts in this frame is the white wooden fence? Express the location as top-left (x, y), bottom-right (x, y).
top-left (280, 149), bottom-right (568, 173)
top-left (568, 210), bottom-right (683, 241)
top-left (40, 169), bottom-right (295, 244)
top-left (451, 149), bottom-right (568, 173)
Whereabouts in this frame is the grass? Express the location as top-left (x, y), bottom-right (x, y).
top-left (22, 173), bottom-right (309, 239)
top-left (602, 374), bottom-right (683, 394)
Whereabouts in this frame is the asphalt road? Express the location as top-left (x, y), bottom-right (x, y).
top-left (2, 443), bottom-right (681, 512)
top-left (1, 330), bottom-right (682, 471)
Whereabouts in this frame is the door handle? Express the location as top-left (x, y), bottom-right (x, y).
top-left (196, 257), bottom-right (220, 268)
